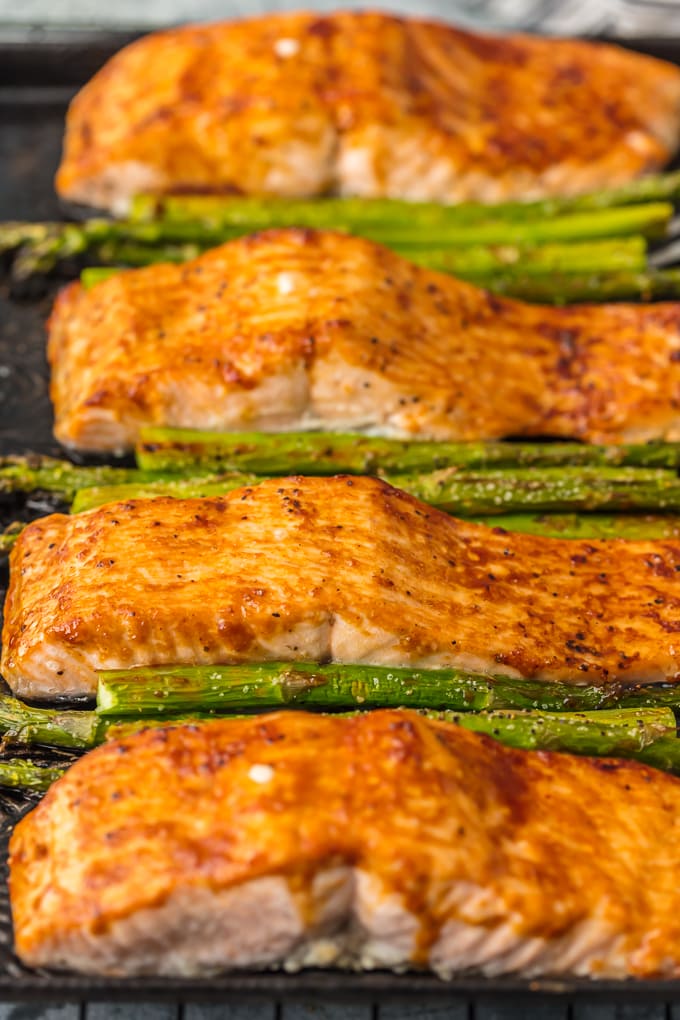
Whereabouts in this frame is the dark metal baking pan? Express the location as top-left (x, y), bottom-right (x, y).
top-left (2, 28), bottom-right (680, 1003)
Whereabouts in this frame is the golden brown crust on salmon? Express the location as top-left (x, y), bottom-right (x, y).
top-left (48, 230), bottom-right (680, 452)
top-left (55, 11), bottom-right (680, 211)
top-left (10, 709), bottom-right (680, 977)
top-left (4, 475), bottom-right (680, 699)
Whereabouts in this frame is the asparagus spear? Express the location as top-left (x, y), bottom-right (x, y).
top-left (482, 268), bottom-right (680, 304)
top-left (134, 428), bottom-right (680, 475)
top-left (0, 759), bottom-right (66, 792)
top-left (0, 455), bottom-right (164, 502)
top-left (7, 439), bottom-right (680, 500)
top-left (0, 692), bottom-right (105, 750)
top-left (10, 222), bottom-right (93, 282)
top-left (638, 736), bottom-right (680, 773)
top-left (92, 239), bottom-right (204, 267)
top-left (475, 512), bottom-right (680, 540)
top-left (81, 236), bottom-right (649, 280)
top-left (0, 707), bottom-right (675, 792)
top-left (105, 707), bottom-right (680, 772)
top-left (384, 203), bottom-right (674, 245)
top-left (70, 472), bottom-right (260, 513)
top-left (0, 222), bottom-right (62, 257)
top-left (402, 237), bottom-right (648, 277)
top-left (398, 465), bottom-right (680, 515)
top-left (7, 200), bottom-right (672, 285)
top-left (81, 266), bottom-right (121, 289)
top-left (94, 661), bottom-right (680, 717)
top-left (71, 465), bottom-right (680, 516)
top-left (113, 202), bottom-right (680, 247)
top-left (0, 666), bottom-right (677, 784)
top-left (7, 218), bottom-right (238, 281)
top-left (433, 707), bottom-right (676, 758)
top-left (7, 438), bottom-right (680, 503)
top-left (5, 227), bottom-right (204, 286)
top-left (96, 662), bottom-right (496, 715)
top-left (0, 522), bottom-right (24, 564)
top-left (131, 175), bottom-right (680, 227)
top-left (8, 454), bottom-right (680, 544)
top-left (543, 170), bottom-right (680, 213)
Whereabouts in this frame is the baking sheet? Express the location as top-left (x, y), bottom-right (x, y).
top-left (2, 30), bottom-right (680, 1002)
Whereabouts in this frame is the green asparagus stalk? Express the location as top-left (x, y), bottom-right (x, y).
top-left (481, 268), bottom-right (680, 304)
top-left (10, 222), bottom-right (93, 282)
top-left (0, 664), bottom-right (678, 786)
top-left (0, 692), bottom-right (105, 749)
top-left (8, 440), bottom-right (680, 510)
top-left (0, 706), bottom-right (676, 791)
top-left (403, 237), bottom-right (648, 277)
top-left (80, 236), bottom-right (649, 280)
top-left (70, 472), bottom-right (260, 513)
top-left (126, 202), bottom-right (677, 246)
top-left (0, 222), bottom-right (62, 257)
top-left (540, 170), bottom-right (680, 213)
top-left (0, 522), bottom-right (23, 563)
top-left (96, 661), bottom-right (497, 715)
top-left (8, 455), bottom-right (680, 543)
top-left (6, 220), bottom-right (229, 283)
top-left (71, 465), bottom-right (680, 516)
top-left (0, 691), bottom-right (196, 753)
top-left (638, 736), bottom-right (680, 773)
top-left (0, 455), bottom-right (165, 502)
top-left (94, 661), bottom-right (680, 717)
top-left (370, 205), bottom-right (675, 245)
top-left (106, 707), bottom-right (680, 771)
top-left (474, 512), bottom-right (680, 540)
top-left (432, 707), bottom-right (676, 758)
top-left (134, 428), bottom-right (680, 475)
top-left (396, 465), bottom-right (680, 515)
top-left (91, 239), bottom-right (204, 267)
top-left (81, 266), bottom-right (123, 288)
top-left (0, 759), bottom-right (67, 792)
top-left (8, 199), bottom-right (673, 284)
top-left (131, 175), bottom-right (680, 227)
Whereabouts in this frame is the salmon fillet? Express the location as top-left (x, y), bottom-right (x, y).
top-left (11, 709), bottom-right (680, 978)
top-left (55, 11), bottom-right (680, 212)
top-left (4, 475), bottom-right (680, 700)
top-left (48, 229), bottom-right (680, 453)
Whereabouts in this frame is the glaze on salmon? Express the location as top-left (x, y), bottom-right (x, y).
top-left (4, 475), bottom-right (680, 699)
top-left (48, 230), bottom-right (680, 452)
top-left (55, 11), bottom-right (680, 211)
top-left (11, 710), bottom-right (680, 978)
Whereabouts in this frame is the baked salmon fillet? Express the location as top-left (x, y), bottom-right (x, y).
top-left (11, 709), bottom-right (680, 978)
top-left (55, 11), bottom-right (680, 212)
top-left (48, 229), bottom-right (680, 452)
top-left (4, 475), bottom-right (680, 700)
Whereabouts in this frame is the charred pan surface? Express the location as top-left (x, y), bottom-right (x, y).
top-left (47, 230), bottom-right (680, 451)
top-left (10, 709), bottom-right (680, 977)
top-left (3, 475), bottom-right (680, 698)
top-left (55, 11), bottom-right (680, 210)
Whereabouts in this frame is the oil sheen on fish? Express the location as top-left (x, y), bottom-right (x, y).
top-left (3, 475), bottom-right (680, 700)
top-left (54, 11), bottom-right (680, 212)
top-left (10, 709), bottom-right (680, 977)
top-left (48, 229), bottom-right (680, 452)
